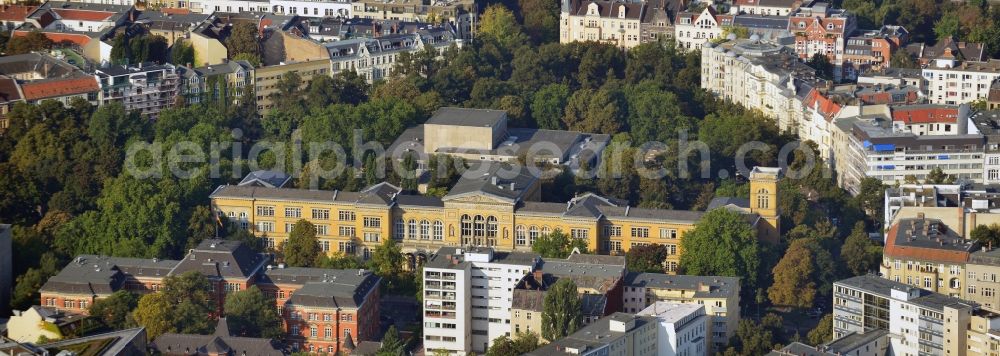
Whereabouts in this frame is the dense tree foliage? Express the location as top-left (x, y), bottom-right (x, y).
top-left (224, 286), bottom-right (283, 338)
top-left (541, 278), bottom-right (582, 341)
top-left (5, 30), bottom-right (52, 55)
top-left (377, 325), bottom-right (405, 356)
top-left (807, 314), bottom-right (834, 346)
top-left (679, 209), bottom-right (761, 293)
top-left (531, 229), bottom-right (588, 258)
top-left (89, 290), bottom-right (139, 330)
top-left (281, 220), bottom-right (319, 267)
top-left (972, 224), bottom-right (1000, 249)
top-left (842, 222), bottom-right (882, 275)
top-left (133, 272), bottom-right (216, 339)
top-left (486, 332), bottom-right (541, 356)
top-left (225, 22), bottom-right (261, 65)
top-left (625, 244), bottom-right (670, 273)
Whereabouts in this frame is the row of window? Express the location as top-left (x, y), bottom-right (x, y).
top-left (394, 219), bottom-right (445, 240)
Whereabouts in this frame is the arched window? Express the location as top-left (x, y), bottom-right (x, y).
top-left (487, 216), bottom-right (498, 237)
top-left (474, 215), bottom-right (486, 237)
top-left (461, 215), bottom-right (472, 236)
top-left (408, 219), bottom-right (417, 240)
top-left (542, 226), bottom-right (551, 235)
top-left (756, 189), bottom-right (769, 209)
top-left (433, 221), bottom-right (444, 240)
top-left (393, 219), bottom-right (404, 240)
top-left (420, 220), bottom-right (430, 239)
top-left (516, 225), bottom-right (526, 246)
top-left (529, 226), bottom-right (540, 245)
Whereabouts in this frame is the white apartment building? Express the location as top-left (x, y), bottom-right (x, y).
top-left (622, 273), bottom-right (739, 354)
top-left (831, 104), bottom-right (984, 191)
top-left (701, 39), bottom-right (824, 135)
top-left (733, 0), bottom-right (800, 16)
top-left (923, 59), bottom-right (1000, 105)
top-left (636, 302), bottom-right (707, 356)
top-left (422, 247), bottom-right (538, 355)
top-left (94, 63), bottom-right (181, 119)
top-left (524, 313), bottom-right (659, 356)
top-left (269, 0), bottom-right (350, 17)
top-left (558, 0), bottom-right (647, 49)
top-left (674, 6), bottom-right (731, 51)
top-left (191, 0), bottom-right (270, 13)
top-left (326, 29), bottom-right (458, 83)
top-left (833, 275), bottom-right (979, 355)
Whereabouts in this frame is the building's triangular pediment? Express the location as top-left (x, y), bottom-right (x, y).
top-left (442, 191), bottom-right (514, 205)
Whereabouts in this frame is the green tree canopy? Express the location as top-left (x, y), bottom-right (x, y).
top-left (768, 239), bottom-right (817, 308)
top-left (842, 222), bottom-right (881, 276)
top-left (282, 219), bottom-right (318, 267)
top-left (377, 325), bottom-right (405, 356)
top-left (478, 4), bottom-right (528, 51)
top-left (531, 229), bottom-right (588, 259)
top-left (541, 278), bottom-right (582, 341)
top-left (89, 290), bottom-right (138, 330)
top-left (971, 224), bottom-right (1000, 249)
top-left (679, 209), bottom-right (761, 292)
top-left (224, 286), bottom-right (282, 338)
top-left (371, 237), bottom-right (404, 278)
top-left (625, 244), bottom-right (669, 273)
top-left (807, 314), bottom-right (833, 346)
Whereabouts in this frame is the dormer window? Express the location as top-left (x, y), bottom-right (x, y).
top-left (588, 3), bottom-right (598, 15)
top-left (618, 5), bottom-right (626, 18)
top-left (798, 22), bottom-right (805, 29)
top-left (827, 23), bottom-right (834, 30)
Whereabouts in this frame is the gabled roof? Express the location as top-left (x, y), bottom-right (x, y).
top-left (567, 0), bottom-right (647, 20)
top-left (238, 170), bottom-right (291, 188)
top-left (921, 36), bottom-right (985, 62)
top-left (0, 5), bottom-right (37, 22)
top-left (804, 90), bottom-right (842, 121)
top-left (169, 239), bottom-right (268, 280)
top-left (284, 271), bottom-right (381, 309)
top-left (443, 162), bottom-right (537, 203)
top-left (40, 255), bottom-right (127, 296)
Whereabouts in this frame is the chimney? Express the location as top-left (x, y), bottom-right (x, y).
top-left (533, 269), bottom-right (543, 283)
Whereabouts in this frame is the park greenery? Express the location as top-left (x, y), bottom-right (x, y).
top-left (0, 1), bottom-right (903, 352)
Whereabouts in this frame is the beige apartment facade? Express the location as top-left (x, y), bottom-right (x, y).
top-left (254, 59), bottom-right (331, 113)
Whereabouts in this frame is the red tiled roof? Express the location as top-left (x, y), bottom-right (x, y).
top-left (891, 106), bottom-right (958, 124)
top-left (51, 8), bottom-right (114, 22)
top-left (804, 91), bottom-right (841, 121)
top-left (13, 30), bottom-right (93, 46)
top-left (0, 5), bottom-right (37, 22)
top-left (20, 77), bottom-right (98, 101)
top-left (884, 221), bottom-right (971, 264)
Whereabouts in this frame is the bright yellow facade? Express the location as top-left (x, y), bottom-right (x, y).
top-left (210, 165), bottom-right (781, 272)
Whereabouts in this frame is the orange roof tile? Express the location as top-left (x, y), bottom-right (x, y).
top-left (0, 5), bottom-right (37, 22)
top-left (160, 8), bottom-right (191, 15)
top-left (13, 30), bottom-right (93, 46)
top-left (804, 91), bottom-right (841, 121)
top-left (891, 107), bottom-right (959, 124)
top-left (51, 8), bottom-right (114, 22)
top-left (20, 77), bottom-right (98, 101)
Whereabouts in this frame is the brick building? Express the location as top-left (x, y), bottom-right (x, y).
top-left (38, 239), bottom-right (381, 354)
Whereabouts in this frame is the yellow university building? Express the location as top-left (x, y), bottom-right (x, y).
top-left (210, 108), bottom-right (782, 270)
